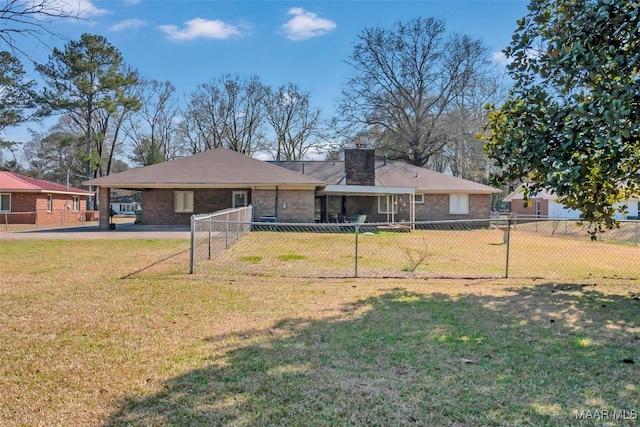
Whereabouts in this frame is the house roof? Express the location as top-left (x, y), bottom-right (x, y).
top-left (503, 185), bottom-right (558, 202)
top-left (272, 161), bottom-right (500, 194)
top-left (84, 148), bottom-right (325, 189)
top-left (504, 184), bottom-right (640, 202)
top-left (0, 172), bottom-right (92, 196)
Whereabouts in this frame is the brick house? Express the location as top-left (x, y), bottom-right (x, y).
top-left (273, 148), bottom-right (500, 223)
top-left (85, 148), bottom-right (324, 230)
top-left (85, 147), bottom-right (500, 230)
top-left (0, 172), bottom-right (93, 226)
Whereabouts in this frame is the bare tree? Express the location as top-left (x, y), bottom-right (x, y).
top-left (428, 74), bottom-right (506, 182)
top-left (21, 126), bottom-right (85, 186)
top-left (0, 0), bottom-right (88, 56)
top-left (263, 83), bottom-right (321, 161)
top-left (337, 17), bottom-right (492, 168)
top-left (125, 78), bottom-right (182, 166)
top-left (177, 75), bottom-right (267, 156)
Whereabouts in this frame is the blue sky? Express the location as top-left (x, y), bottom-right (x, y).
top-left (5, 0), bottom-right (530, 144)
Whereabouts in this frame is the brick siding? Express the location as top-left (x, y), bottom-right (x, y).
top-left (509, 197), bottom-right (547, 217)
top-left (140, 188), bottom-right (317, 225)
top-left (253, 189), bottom-right (316, 222)
top-left (0, 192), bottom-right (88, 226)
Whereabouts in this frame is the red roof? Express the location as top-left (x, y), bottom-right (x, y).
top-left (0, 172), bottom-right (92, 195)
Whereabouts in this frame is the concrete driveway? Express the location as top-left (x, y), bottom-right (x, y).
top-left (0, 222), bottom-right (191, 240)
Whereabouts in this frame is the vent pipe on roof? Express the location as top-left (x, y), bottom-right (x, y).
top-left (302, 163), bottom-right (305, 175)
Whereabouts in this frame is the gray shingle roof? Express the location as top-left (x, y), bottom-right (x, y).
top-left (84, 148), bottom-right (325, 189)
top-left (272, 161), bottom-right (500, 194)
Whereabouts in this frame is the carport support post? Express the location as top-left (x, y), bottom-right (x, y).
top-left (189, 214), bottom-right (196, 274)
top-left (98, 188), bottom-right (111, 231)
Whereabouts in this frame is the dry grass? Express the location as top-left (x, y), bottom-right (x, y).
top-left (210, 228), bottom-right (639, 280)
top-left (0, 237), bottom-right (638, 426)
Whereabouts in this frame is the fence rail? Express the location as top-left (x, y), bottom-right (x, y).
top-left (190, 216), bottom-right (639, 281)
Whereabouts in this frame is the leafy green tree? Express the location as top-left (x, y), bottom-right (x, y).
top-left (0, 51), bottom-right (36, 133)
top-left (36, 34), bottom-right (140, 207)
top-left (483, 0), bottom-right (639, 233)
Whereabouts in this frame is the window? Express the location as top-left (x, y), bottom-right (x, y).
top-left (47, 194), bottom-right (52, 212)
top-left (73, 196), bottom-right (80, 212)
top-left (233, 191), bottom-right (248, 208)
top-left (378, 195), bottom-right (398, 214)
top-left (0, 194), bottom-right (10, 212)
top-left (174, 191), bottom-right (194, 213)
top-left (414, 194), bottom-right (424, 204)
top-left (449, 194), bottom-right (469, 215)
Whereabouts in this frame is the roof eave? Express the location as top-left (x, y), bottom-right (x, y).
top-left (86, 182), bottom-right (322, 190)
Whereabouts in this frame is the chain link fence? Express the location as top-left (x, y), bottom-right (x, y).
top-left (190, 206), bottom-right (253, 273)
top-left (191, 215), bottom-right (639, 281)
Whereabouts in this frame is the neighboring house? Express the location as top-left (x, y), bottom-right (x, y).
top-left (0, 171), bottom-right (93, 226)
top-left (84, 147), bottom-right (500, 230)
top-left (109, 195), bottom-right (141, 215)
top-left (504, 185), bottom-right (640, 219)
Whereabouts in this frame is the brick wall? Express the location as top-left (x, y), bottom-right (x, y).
top-left (509, 197), bottom-right (547, 217)
top-left (0, 192), bottom-right (86, 225)
top-left (141, 188), bottom-right (317, 225)
top-left (251, 189), bottom-right (277, 219)
top-left (142, 189), bottom-right (195, 226)
top-left (416, 194), bottom-right (491, 221)
top-left (327, 193), bottom-right (493, 223)
top-left (253, 189), bottom-right (316, 223)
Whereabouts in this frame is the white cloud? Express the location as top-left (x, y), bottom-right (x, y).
top-left (282, 7), bottom-right (336, 41)
top-left (50, 0), bottom-right (109, 17)
top-left (110, 18), bottom-right (146, 32)
top-left (158, 18), bottom-right (243, 40)
top-left (491, 51), bottom-right (511, 66)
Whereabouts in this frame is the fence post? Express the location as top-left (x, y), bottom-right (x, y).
top-left (225, 213), bottom-right (230, 249)
top-left (354, 223), bottom-right (360, 278)
top-left (208, 219), bottom-right (212, 260)
top-left (189, 215), bottom-right (196, 274)
top-left (505, 219), bottom-right (511, 278)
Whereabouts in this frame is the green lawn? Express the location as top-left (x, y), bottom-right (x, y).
top-left (0, 239), bottom-right (638, 426)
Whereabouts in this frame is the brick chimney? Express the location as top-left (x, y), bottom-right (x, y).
top-left (345, 148), bottom-right (375, 186)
